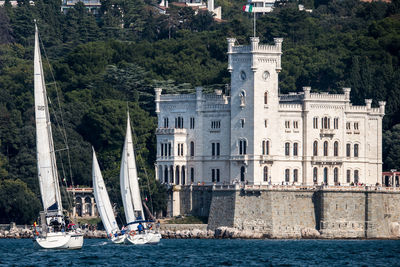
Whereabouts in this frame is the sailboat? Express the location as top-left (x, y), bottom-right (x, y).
top-left (33, 21), bottom-right (83, 249)
top-left (92, 148), bottom-right (126, 244)
top-left (120, 113), bottom-right (161, 245)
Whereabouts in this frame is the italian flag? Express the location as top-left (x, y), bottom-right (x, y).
top-left (242, 4), bottom-right (253, 12)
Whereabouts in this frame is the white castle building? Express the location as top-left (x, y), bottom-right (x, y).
top-left (154, 37), bottom-right (386, 186)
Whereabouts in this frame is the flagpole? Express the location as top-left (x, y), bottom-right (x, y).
top-left (253, 11), bottom-right (256, 37)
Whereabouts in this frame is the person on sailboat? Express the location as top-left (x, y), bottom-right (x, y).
top-left (137, 223), bottom-right (144, 234)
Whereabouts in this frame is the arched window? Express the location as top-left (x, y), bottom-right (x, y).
top-left (262, 140), bottom-right (265, 155)
top-left (164, 167), bottom-right (168, 183)
top-left (76, 197), bottom-right (82, 217)
top-left (190, 168), bottom-right (194, 183)
top-left (293, 143), bottom-right (298, 156)
top-left (285, 142), bottom-right (290, 156)
top-left (176, 166), bottom-right (180, 185)
top-left (190, 141), bottom-right (195, 157)
top-left (170, 166), bottom-right (174, 184)
top-left (334, 141), bottom-right (339, 157)
top-left (239, 139), bottom-right (247, 155)
top-left (334, 167), bottom-right (338, 184)
top-left (323, 141), bottom-right (328, 156)
top-left (159, 166), bottom-right (163, 183)
top-left (354, 144), bottom-right (359, 157)
top-left (262, 140), bottom-right (270, 155)
top-left (293, 169), bottom-right (298, 183)
top-left (313, 141), bottom-right (318, 156)
top-left (313, 167), bottom-right (318, 184)
top-left (264, 91), bottom-right (268, 104)
top-left (324, 167), bottom-right (328, 185)
top-left (346, 143), bottom-right (351, 157)
top-left (240, 166), bottom-right (245, 182)
top-left (285, 169), bottom-right (290, 182)
top-left (354, 170), bottom-right (359, 184)
top-left (263, 166), bottom-right (268, 182)
top-left (182, 166), bottom-right (186, 185)
top-left (346, 170), bottom-right (351, 183)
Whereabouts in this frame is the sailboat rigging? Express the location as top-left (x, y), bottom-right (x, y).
top-left (32, 21), bottom-right (83, 249)
top-left (120, 112), bottom-right (161, 245)
top-left (92, 148), bottom-right (126, 244)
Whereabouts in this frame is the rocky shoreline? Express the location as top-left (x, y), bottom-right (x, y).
top-left (1, 224), bottom-right (399, 240)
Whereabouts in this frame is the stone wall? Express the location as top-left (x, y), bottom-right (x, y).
top-left (168, 185), bottom-right (213, 217)
top-left (207, 189), bottom-right (236, 230)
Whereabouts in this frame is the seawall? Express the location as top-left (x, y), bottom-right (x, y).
top-left (170, 184), bottom-right (400, 239)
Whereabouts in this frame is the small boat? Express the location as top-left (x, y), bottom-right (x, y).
top-left (92, 148), bottom-right (126, 244)
top-left (33, 21), bottom-right (83, 249)
top-left (120, 113), bottom-right (161, 245)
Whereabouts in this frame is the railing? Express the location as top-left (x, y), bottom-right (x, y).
top-left (66, 187), bottom-right (93, 193)
top-left (279, 104), bottom-right (302, 110)
top-left (160, 94), bottom-right (196, 101)
top-left (320, 128), bottom-right (335, 136)
top-left (279, 94), bottom-right (304, 102)
top-left (230, 155), bottom-right (249, 161)
top-left (309, 93), bottom-right (346, 100)
top-left (156, 128), bottom-right (187, 135)
top-left (311, 156), bottom-right (342, 165)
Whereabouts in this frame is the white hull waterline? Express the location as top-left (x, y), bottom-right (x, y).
top-left (111, 235), bottom-right (127, 244)
top-left (126, 231), bottom-right (162, 245)
top-left (34, 232), bottom-right (84, 249)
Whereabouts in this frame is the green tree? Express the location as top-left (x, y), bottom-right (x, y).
top-left (0, 179), bottom-right (41, 224)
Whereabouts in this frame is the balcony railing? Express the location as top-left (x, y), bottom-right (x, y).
top-left (311, 156), bottom-right (342, 165)
top-left (320, 128), bottom-right (335, 137)
top-left (156, 128), bottom-right (187, 135)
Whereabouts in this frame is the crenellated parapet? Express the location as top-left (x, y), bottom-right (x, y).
top-left (227, 36), bottom-right (283, 72)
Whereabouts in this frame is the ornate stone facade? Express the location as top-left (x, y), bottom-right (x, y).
top-left (154, 37), bottom-right (385, 187)
top-left (67, 187), bottom-right (98, 218)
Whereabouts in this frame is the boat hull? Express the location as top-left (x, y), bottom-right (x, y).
top-left (111, 235), bottom-right (127, 244)
top-left (126, 232), bottom-right (161, 245)
top-left (34, 232), bottom-right (84, 249)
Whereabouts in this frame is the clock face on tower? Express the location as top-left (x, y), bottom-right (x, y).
top-left (240, 71), bottom-right (246, 81)
top-left (263, 71), bottom-right (270, 81)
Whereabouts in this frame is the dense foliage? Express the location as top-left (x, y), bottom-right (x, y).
top-left (0, 0), bottom-right (399, 224)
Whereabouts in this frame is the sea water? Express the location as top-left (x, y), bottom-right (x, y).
top-left (0, 238), bottom-right (399, 266)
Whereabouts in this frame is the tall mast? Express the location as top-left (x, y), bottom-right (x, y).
top-left (34, 21), bottom-right (63, 219)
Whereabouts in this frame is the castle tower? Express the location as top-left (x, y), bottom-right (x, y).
top-left (227, 37), bottom-right (283, 184)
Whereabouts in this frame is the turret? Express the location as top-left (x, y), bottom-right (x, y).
top-left (154, 88), bottom-right (162, 114)
top-left (303, 86), bottom-right (311, 99)
top-left (227, 38), bottom-right (236, 72)
top-left (379, 101), bottom-right (386, 115)
top-left (196, 86), bottom-right (203, 112)
top-left (343, 87), bottom-right (351, 100)
top-left (365, 99), bottom-right (372, 110)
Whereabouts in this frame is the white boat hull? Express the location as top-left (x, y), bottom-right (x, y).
top-left (126, 232), bottom-right (161, 245)
top-left (34, 232), bottom-right (84, 249)
top-left (111, 234), bottom-right (127, 244)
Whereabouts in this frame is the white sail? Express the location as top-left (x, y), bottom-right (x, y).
top-left (120, 113), bottom-right (145, 229)
top-left (92, 149), bottom-right (120, 236)
top-left (34, 23), bottom-right (63, 216)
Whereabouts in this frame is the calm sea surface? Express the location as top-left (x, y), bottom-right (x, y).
top-left (0, 238), bottom-right (399, 266)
